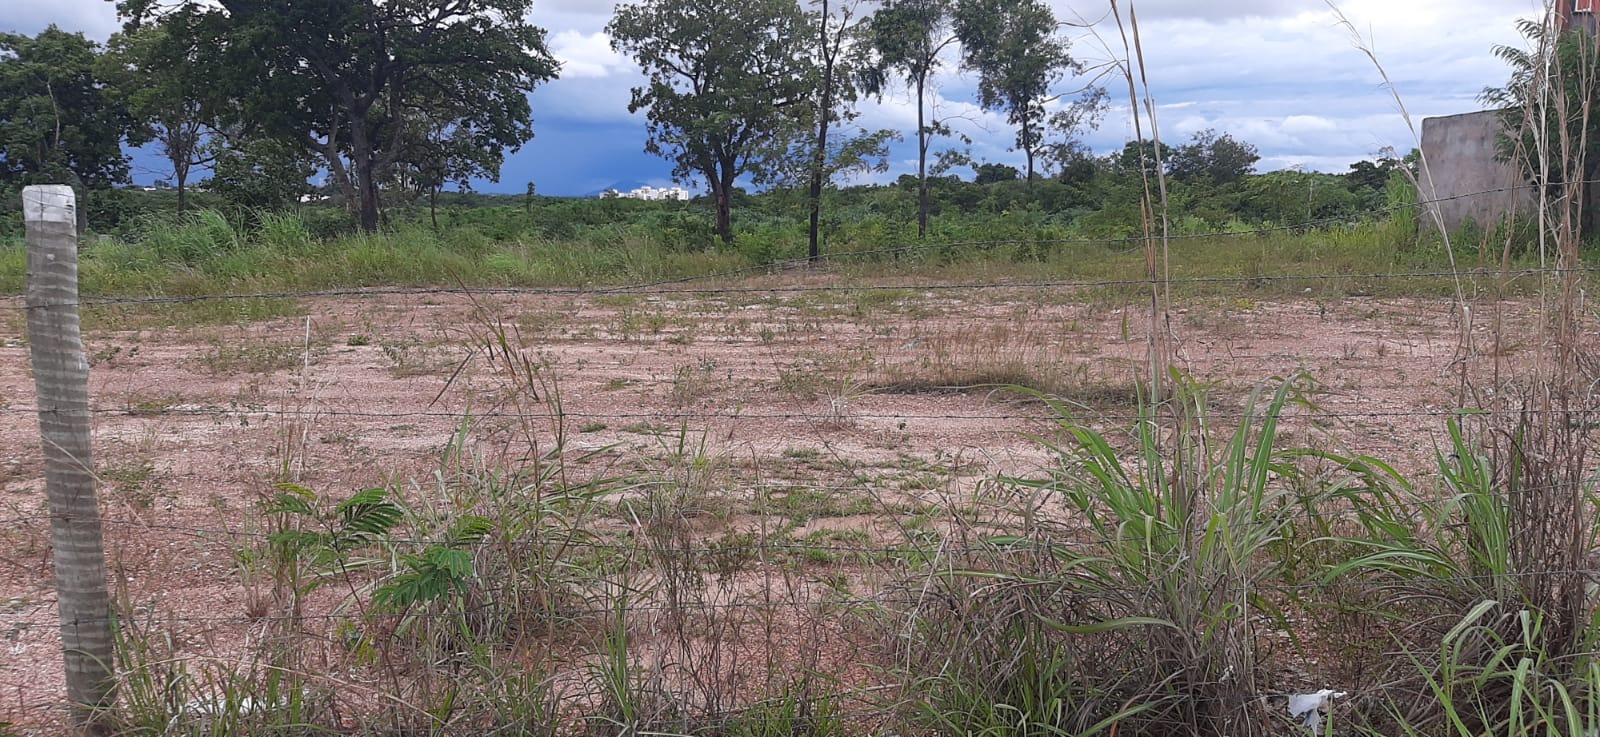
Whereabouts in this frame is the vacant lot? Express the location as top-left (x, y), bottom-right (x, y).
top-left (0, 277), bottom-right (1521, 731)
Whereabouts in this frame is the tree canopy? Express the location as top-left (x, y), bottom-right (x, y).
top-left (953, 0), bottom-right (1079, 186)
top-left (118, 0), bottom-right (561, 232)
top-left (1483, 18), bottom-right (1600, 240)
top-left (1167, 129), bottom-right (1260, 185)
top-left (863, 0), bottom-right (958, 239)
top-left (0, 27), bottom-right (134, 191)
top-left (100, 23), bottom-right (217, 213)
top-left (609, 0), bottom-right (816, 245)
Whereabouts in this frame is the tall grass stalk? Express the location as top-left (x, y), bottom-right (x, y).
top-left (1312, 7), bottom-right (1600, 733)
top-left (1106, 0), bottom-right (1173, 407)
top-left (898, 375), bottom-right (1313, 736)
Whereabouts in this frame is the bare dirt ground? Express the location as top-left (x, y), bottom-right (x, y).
top-left (0, 281), bottom-right (1520, 728)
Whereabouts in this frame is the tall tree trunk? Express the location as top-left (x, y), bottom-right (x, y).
top-left (714, 185), bottom-right (733, 245)
top-left (709, 160), bottom-right (735, 245)
top-left (915, 75), bottom-right (929, 241)
top-left (23, 185), bottom-right (116, 736)
top-left (350, 123), bottom-right (381, 233)
top-left (315, 138), bottom-right (360, 223)
top-left (70, 188), bottom-right (87, 236)
top-left (69, 175), bottom-right (89, 237)
top-left (356, 161), bottom-right (380, 232)
top-left (1023, 117), bottom-right (1036, 191)
top-left (429, 186), bottom-right (439, 230)
top-left (808, 0), bottom-right (834, 264)
top-left (807, 146), bottom-right (827, 263)
top-left (168, 122), bottom-right (197, 215)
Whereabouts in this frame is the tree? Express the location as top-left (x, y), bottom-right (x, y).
top-left (973, 162), bottom-right (1019, 184)
top-left (1483, 18), bottom-right (1600, 240)
top-left (101, 22), bottom-right (218, 214)
top-left (1241, 169), bottom-right (1360, 224)
top-left (204, 135), bottom-right (315, 213)
top-left (1043, 137), bottom-right (1099, 183)
top-left (1111, 139), bottom-right (1173, 179)
top-left (953, 0), bottom-right (1081, 187)
top-left (0, 28), bottom-right (134, 206)
top-left (863, 0), bottom-right (959, 239)
top-left (1167, 129), bottom-right (1259, 185)
top-left (1346, 158), bottom-right (1400, 194)
top-left (1039, 87), bottom-right (1107, 178)
top-left (1345, 155), bottom-right (1412, 209)
top-left (802, 0), bottom-right (886, 262)
top-left (121, 0), bottom-right (561, 232)
top-left (400, 110), bottom-right (506, 229)
top-left (609, 0), bottom-right (816, 245)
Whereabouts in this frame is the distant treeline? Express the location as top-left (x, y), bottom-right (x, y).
top-left (1, 0), bottom-right (1448, 256)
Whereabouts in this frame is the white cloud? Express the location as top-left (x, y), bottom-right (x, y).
top-left (536, 2), bottom-right (617, 35)
top-left (4, 0), bottom-right (1558, 190)
top-left (1058, 0), bottom-right (1323, 23)
top-left (6, 0), bottom-right (121, 40)
top-left (540, 0), bottom-right (616, 13)
top-left (550, 30), bottom-right (624, 78)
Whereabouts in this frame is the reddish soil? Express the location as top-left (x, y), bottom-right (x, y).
top-left (0, 284), bottom-right (1525, 730)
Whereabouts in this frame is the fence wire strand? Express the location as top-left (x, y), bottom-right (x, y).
top-left (0, 180), bottom-right (1588, 311)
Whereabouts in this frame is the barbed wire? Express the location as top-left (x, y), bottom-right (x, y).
top-left (0, 266), bottom-right (1565, 313)
top-left (0, 180), bottom-right (1584, 310)
top-left (625, 177), bottom-right (1578, 285)
top-left (3, 478), bottom-right (1596, 574)
top-left (7, 560), bottom-right (1600, 635)
top-left (0, 500), bottom-right (1571, 558)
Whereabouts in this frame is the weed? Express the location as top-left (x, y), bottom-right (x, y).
top-left (763, 487), bottom-right (866, 524)
top-left (101, 461), bottom-right (163, 513)
top-left (668, 358), bottom-right (722, 407)
top-left (776, 351), bottom-right (871, 401)
top-left (897, 374), bottom-right (1317, 737)
top-left (83, 298), bottom-right (302, 332)
top-left (622, 421), bottom-right (673, 435)
top-left (114, 616), bottom-right (322, 736)
top-left (88, 343), bottom-right (139, 367)
top-left (1310, 410), bottom-right (1600, 733)
top-left (379, 336), bottom-right (457, 377)
top-left (194, 341), bottom-right (305, 375)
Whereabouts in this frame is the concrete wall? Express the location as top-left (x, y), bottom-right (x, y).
top-left (1419, 110), bottom-right (1533, 234)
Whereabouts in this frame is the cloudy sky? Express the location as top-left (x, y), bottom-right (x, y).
top-left (8, 0), bottom-right (1541, 195)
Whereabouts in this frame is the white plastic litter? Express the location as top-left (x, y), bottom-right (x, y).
top-left (1288, 689), bottom-right (1347, 735)
top-left (171, 696), bottom-right (276, 731)
top-left (182, 696), bottom-right (268, 716)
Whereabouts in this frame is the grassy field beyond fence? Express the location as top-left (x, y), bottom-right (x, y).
top-left (0, 200), bottom-right (1544, 303)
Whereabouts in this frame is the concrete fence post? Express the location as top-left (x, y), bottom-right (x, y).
top-left (23, 185), bottom-right (115, 734)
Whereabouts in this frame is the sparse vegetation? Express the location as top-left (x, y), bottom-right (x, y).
top-left (71, 354), bottom-right (1600, 736)
top-left (6, 5), bottom-right (1597, 737)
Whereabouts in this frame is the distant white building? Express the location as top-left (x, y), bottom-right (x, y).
top-left (604, 185), bottom-right (691, 201)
